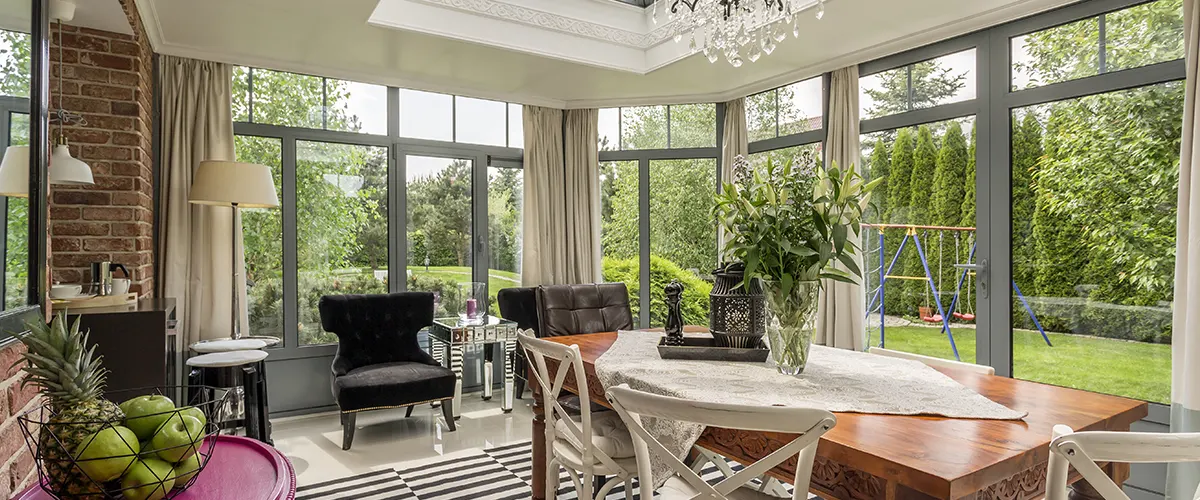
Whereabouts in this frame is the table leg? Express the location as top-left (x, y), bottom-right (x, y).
top-left (430, 338), bottom-right (443, 408)
top-left (450, 344), bottom-right (463, 419)
top-left (531, 375), bottom-right (547, 500)
top-left (483, 345), bottom-right (494, 401)
top-left (502, 340), bottom-right (514, 413)
top-left (242, 364), bottom-right (261, 442)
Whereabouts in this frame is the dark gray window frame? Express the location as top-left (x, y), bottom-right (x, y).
top-left (853, 0), bottom-right (1183, 429)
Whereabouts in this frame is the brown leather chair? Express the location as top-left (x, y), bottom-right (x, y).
top-left (535, 283), bottom-right (634, 336)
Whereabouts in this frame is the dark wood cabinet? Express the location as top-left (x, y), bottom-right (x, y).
top-left (64, 298), bottom-right (179, 401)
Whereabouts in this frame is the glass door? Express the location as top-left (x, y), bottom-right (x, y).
top-left (401, 151), bottom-right (479, 317)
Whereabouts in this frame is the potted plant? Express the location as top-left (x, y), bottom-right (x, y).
top-left (714, 155), bottom-right (879, 374)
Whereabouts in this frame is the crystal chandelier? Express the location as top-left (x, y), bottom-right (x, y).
top-left (653, 0), bottom-right (826, 67)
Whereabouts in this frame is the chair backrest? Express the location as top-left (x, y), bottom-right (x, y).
top-left (536, 283), bottom-right (634, 337)
top-left (319, 292), bottom-right (435, 374)
top-left (1046, 425), bottom-right (1200, 500)
top-left (606, 384), bottom-right (836, 500)
top-left (867, 346), bottom-right (996, 376)
top-left (498, 287), bottom-right (540, 335)
top-left (517, 331), bottom-right (626, 473)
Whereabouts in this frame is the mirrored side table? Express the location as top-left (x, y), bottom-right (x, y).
top-left (429, 316), bottom-right (518, 418)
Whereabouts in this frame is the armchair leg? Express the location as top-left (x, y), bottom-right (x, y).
top-left (341, 412), bottom-right (357, 450)
top-left (442, 400), bottom-right (456, 432)
top-left (405, 406), bottom-right (414, 418)
top-left (514, 376), bottom-right (526, 400)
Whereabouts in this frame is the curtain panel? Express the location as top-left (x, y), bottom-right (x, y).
top-left (816, 66), bottom-right (866, 350)
top-left (1168, 0), bottom-right (1200, 497)
top-left (521, 106), bottom-right (602, 286)
top-left (156, 55), bottom-right (243, 345)
top-left (719, 98), bottom-right (748, 256)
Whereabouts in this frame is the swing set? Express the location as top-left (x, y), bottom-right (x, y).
top-left (863, 223), bottom-right (1051, 361)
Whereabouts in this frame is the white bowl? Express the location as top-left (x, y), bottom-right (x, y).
top-left (50, 284), bottom-right (82, 299)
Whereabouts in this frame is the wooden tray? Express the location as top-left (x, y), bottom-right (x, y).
top-left (657, 336), bottom-right (769, 362)
top-left (51, 292), bottom-right (137, 309)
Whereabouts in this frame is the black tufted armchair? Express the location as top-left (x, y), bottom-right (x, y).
top-left (319, 292), bottom-right (457, 450)
top-left (536, 283), bottom-right (635, 336)
top-left (497, 287), bottom-right (539, 399)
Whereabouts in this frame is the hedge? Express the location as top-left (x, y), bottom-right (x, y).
top-left (602, 255), bottom-right (713, 327)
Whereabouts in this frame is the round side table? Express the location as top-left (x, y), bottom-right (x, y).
top-left (190, 338), bottom-right (268, 353)
top-left (187, 350), bottom-right (272, 444)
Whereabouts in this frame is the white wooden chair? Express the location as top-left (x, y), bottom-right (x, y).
top-left (1046, 425), bottom-right (1200, 500)
top-left (867, 346), bottom-right (996, 375)
top-left (606, 383), bottom-right (836, 500)
top-left (518, 331), bottom-right (638, 500)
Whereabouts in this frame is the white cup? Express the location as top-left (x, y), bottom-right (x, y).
top-left (111, 278), bottom-right (131, 295)
top-left (50, 284), bottom-right (82, 299)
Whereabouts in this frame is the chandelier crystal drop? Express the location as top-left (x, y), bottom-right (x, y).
top-left (660, 0), bottom-right (826, 67)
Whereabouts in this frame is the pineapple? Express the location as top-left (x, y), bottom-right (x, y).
top-left (13, 312), bottom-right (124, 499)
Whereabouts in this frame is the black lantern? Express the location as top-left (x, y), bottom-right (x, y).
top-left (708, 262), bottom-right (766, 348)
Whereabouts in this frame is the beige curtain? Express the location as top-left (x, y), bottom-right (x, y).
top-left (156, 55), bottom-right (243, 345)
top-left (1168, 0), bottom-right (1200, 497)
top-left (521, 106), bottom-right (602, 285)
top-left (815, 66), bottom-right (866, 350)
top-left (719, 98), bottom-right (748, 256)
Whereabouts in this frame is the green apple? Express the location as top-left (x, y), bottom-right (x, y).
top-left (176, 406), bottom-right (207, 429)
top-left (71, 425), bottom-right (140, 482)
top-left (120, 395), bottom-right (177, 440)
top-left (149, 414), bottom-right (204, 463)
top-left (120, 458), bottom-right (176, 500)
top-left (171, 453), bottom-right (202, 486)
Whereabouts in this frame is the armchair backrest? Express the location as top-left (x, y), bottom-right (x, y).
top-left (318, 292), bottom-right (435, 375)
top-left (498, 287), bottom-right (540, 336)
top-left (536, 283), bottom-right (634, 337)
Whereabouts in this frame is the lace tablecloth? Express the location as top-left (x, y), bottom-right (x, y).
top-left (593, 331), bottom-right (1026, 485)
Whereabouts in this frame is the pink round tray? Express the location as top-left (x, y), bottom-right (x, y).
top-left (15, 435), bottom-right (296, 500)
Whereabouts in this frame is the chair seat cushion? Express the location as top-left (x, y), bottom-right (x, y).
top-left (658, 476), bottom-right (785, 500)
top-left (333, 362), bottom-right (456, 411)
top-left (553, 411), bottom-right (635, 459)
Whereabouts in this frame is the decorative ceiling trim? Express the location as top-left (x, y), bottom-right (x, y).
top-left (411, 0), bottom-right (677, 48)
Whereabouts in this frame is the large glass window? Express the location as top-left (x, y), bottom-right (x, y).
top-left (1011, 0), bottom-right (1183, 90)
top-left (860, 117), bottom-right (978, 363)
top-left (748, 76), bottom-right (824, 141)
top-left (326, 79), bottom-right (388, 135)
top-left (487, 162), bottom-right (523, 315)
top-left (238, 136), bottom-right (284, 342)
top-left (6, 112), bottom-right (28, 309)
top-left (456, 97), bottom-right (507, 147)
top-left (600, 160), bottom-right (640, 324)
top-left (1010, 82), bottom-right (1181, 404)
top-left (648, 159), bottom-right (717, 327)
top-left (406, 155), bottom-right (473, 317)
top-left (296, 141), bottom-right (389, 345)
top-left (861, 49), bottom-right (976, 120)
top-left (232, 67), bottom-right (387, 135)
top-left (749, 143), bottom-right (822, 172)
top-left (600, 104), bottom-right (718, 151)
top-left (0, 30), bottom-right (31, 99)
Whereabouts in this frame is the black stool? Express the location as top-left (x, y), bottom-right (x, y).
top-left (186, 350), bottom-right (271, 444)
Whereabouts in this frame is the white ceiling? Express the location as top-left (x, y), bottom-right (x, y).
top-left (133, 0), bottom-right (1079, 108)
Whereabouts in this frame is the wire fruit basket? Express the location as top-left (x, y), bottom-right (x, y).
top-left (16, 386), bottom-right (233, 500)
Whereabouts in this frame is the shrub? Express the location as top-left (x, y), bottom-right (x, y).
top-left (602, 255), bottom-right (713, 327)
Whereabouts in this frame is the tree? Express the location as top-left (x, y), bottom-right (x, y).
top-left (960, 124), bottom-right (976, 229)
top-left (884, 128), bottom-right (915, 223)
top-left (866, 137), bottom-right (891, 219)
top-left (864, 61), bottom-right (967, 118)
top-left (908, 125), bottom-right (938, 226)
top-left (931, 122), bottom-right (968, 290)
top-left (0, 31), bottom-right (29, 98)
top-left (1011, 112), bottom-right (1042, 292)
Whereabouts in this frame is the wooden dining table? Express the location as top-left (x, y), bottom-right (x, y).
top-left (530, 331), bottom-right (1148, 500)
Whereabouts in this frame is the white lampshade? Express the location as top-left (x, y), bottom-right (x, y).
top-left (0, 146), bottom-right (29, 198)
top-left (189, 160), bottom-right (279, 208)
top-left (50, 144), bottom-right (94, 185)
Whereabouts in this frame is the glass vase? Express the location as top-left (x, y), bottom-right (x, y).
top-left (458, 282), bottom-right (487, 325)
top-left (763, 280), bottom-right (821, 375)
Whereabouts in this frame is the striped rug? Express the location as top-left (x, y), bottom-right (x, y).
top-left (295, 440), bottom-right (787, 500)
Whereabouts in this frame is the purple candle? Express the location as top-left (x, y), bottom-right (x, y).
top-left (466, 298), bottom-right (478, 318)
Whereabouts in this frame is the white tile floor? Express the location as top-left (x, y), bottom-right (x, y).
top-left (271, 394), bottom-right (535, 486)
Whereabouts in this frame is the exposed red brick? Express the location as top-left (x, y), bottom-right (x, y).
top-left (0, 344), bottom-right (26, 382)
top-left (110, 131), bottom-right (139, 146)
top-left (82, 207), bottom-right (133, 221)
top-left (80, 83), bottom-right (134, 101)
top-left (109, 70), bottom-right (138, 86)
top-left (58, 96), bottom-right (108, 114)
top-left (84, 238), bottom-right (135, 252)
top-left (5, 384), bottom-right (37, 422)
top-left (79, 145), bottom-right (131, 161)
top-left (61, 128), bottom-right (111, 144)
top-left (82, 114), bottom-right (133, 131)
top-left (59, 32), bottom-right (110, 52)
top-left (52, 252), bottom-right (112, 268)
top-left (110, 101), bottom-right (139, 116)
top-left (111, 222), bottom-right (151, 237)
top-left (52, 190), bottom-right (110, 206)
top-left (51, 238), bottom-right (81, 252)
top-left (61, 64), bottom-right (109, 83)
top-left (78, 52), bottom-right (132, 71)
top-left (52, 222), bottom-right (110, 236)
top-left (52, 269), bottom-right (82, 284)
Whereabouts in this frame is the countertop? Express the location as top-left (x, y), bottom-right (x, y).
top-left (62, 297), bottom-right (177, 316)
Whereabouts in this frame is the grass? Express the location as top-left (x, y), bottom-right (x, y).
top-left (408, 266), bottom-right (520, 294)
top-left (876, 325), bottom-right (1171, 404)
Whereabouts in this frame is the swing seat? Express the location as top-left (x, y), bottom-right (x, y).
top-left (953, 312), bottom-right (976, 321)
top-left (921, 314), bottom-right (944, 323)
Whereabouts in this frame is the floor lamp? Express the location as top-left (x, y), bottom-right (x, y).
top-left (189, 160), bottom-right (279, 339)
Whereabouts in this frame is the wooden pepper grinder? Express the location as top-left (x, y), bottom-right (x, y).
top-left (664, 280), bottom-right (685, 346)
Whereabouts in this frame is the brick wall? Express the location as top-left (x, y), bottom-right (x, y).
top-left (48, 0), bottom-right (154, 294)
top-left (0, 343), bottom-right (44, 498)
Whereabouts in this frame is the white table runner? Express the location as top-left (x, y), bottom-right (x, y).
top-left (593, 331), bottom-right (1026, 485)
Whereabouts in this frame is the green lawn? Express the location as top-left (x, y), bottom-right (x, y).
top-left (408, 266), bottom-right (520, 293)
top-left (876, 325), bottom-right (1171, 404)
